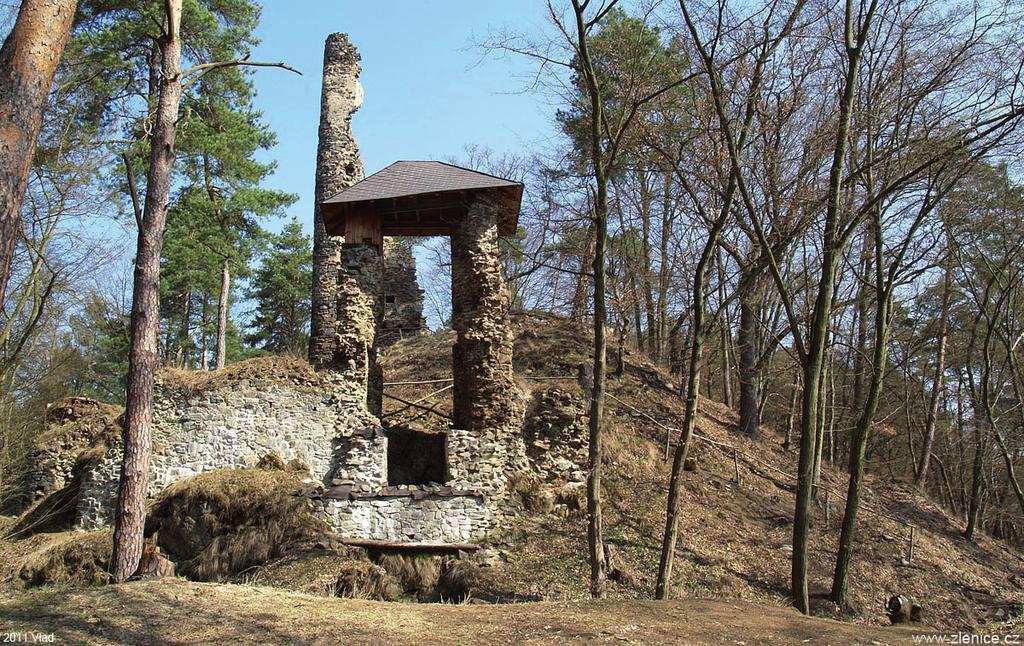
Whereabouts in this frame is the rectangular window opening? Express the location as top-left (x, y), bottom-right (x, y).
top-left (385, 426), bottom-right (448, 486)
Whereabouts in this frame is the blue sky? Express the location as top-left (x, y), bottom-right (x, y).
top-left (248, 1), bottom-right (560, 235)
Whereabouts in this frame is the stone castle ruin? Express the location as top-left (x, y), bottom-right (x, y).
top-left (303, 29), bottom-right (528, 543)
top-left (48, 33), bottom-right (555, 548)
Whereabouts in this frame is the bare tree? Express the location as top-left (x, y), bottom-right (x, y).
top-left (656, 0), bottom-right (809, 601)
top-left (0, 0), bottom-right (78, 307)
top-left (568, 0), bottom-right (616, 597)
top-left (915, 262), bottom-right (952, 489)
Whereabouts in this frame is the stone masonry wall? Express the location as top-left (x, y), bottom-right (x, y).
top-left (71, 371), bottom-right (528, 543)
top-left (318, 493), bottom-right (489, 543)
top-left (451, 195), bottom-right (521, 435)
top-left (380, 237), bottom-right (426, 346)
top-left (335, 243), bottom-right (383, 415)
top-left (310, 33), bottom-right (365, 369)
top-left (76, 374), bottom-right (376, 529)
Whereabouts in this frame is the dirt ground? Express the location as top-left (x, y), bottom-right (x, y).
top-left (0, 578), bottom-right (928, 645)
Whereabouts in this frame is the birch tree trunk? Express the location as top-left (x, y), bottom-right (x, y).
top-left (216, 259), bottom-right (229, 369)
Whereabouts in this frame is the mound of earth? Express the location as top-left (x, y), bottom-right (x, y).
top-left (0, 529), bottom-right (112, 588)
top-left (146, 462), bottom-right (327, 581)
top-left (381, 312), bottom-right (1024, 631)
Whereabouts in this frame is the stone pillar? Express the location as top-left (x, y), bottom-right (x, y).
top-left (310, 33), bottom-right (365, 369)
top-left (450, 195), bottom-right (518, 433)
top-left (336, 243), bottom-right (383, 415)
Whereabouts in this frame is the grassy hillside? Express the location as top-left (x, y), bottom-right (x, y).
top-left (0, 312), bottom-right (1020, 640)
top-left (383, 312), bottom-right (1024, 630)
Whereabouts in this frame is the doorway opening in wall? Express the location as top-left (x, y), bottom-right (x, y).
top-left (379, 235), bottom-right (454, 433)
top-left (386, 426), bottom-right (448, 486)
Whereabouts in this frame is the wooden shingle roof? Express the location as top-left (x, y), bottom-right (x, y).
top-left (320, 161), bottom-right (523, 237)
top-left (325, 161), bottom-right (520, 203)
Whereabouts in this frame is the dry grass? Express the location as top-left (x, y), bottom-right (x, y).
top-left (158, 355), bottom-right (328, 396)
top-left (0, 529), bottom-right (112, 589)
top-left (380, 313), bottom-right (1024, 630)
top-left (0, 578), bottom-right (929, 645)
top-left (34, 398), bottom-right (123, 448)
top-left (333, 559), bottom-right (402, 601)
top-left (240, 548), bottom-right (363, 595)
top-left (148, 466), bottom-right (328, 581)
top-left (34, 399), bottom-right (120, 444)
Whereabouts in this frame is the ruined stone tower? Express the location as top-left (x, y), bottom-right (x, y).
top-left (381, 238), bottom-right (426, 347)
top-left (309, 35), bottom-right (425, 408)
top-left (310, 33), bottom-right (365, 370)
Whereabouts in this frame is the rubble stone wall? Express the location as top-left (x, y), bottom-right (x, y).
top-left (450, 195), bottom-right (521, 434)
top-left (70, 372), bottom-right (529, 543)
top-left (523, 387), bottom-right (588, 485)
top-left (335, 243), bottom-right (383, 415)
top-left (310, 33), bottom-right (365, 369)
top-left (380, 238), bottom-right (426, 346)
top-left (333, 428), bottom-right (388, 486)
top-left (76, 375), bottom-right (376, 529)
top-left (318, 492), bottom-right (489, 543)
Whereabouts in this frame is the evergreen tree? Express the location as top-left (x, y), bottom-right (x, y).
top-left (67, 292), bottom-right (131, 402)
top-left (169, 69), bottom-right (296, 369)
top-left (245, 219), bottom-right (312, 355)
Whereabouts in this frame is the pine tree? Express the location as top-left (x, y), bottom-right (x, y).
top-left (170, 72), bottom-right (296, 369)
top-left (245, 219), bottom-right (312, 356)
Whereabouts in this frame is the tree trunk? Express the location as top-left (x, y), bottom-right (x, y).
top-left (720, 317), bottom-right (733, 408)
top-left (0, 0), bottom-right (78, 305)
top-left (587, 194), bottom-right (608, 598)
top-left (571, 219), bottom-right (595, 321)
top-left (570, 0), bottom-right (608, 598)
top-left (831, 253), bottom-right (890, 608)
top-left (849, 231), bottom-right (872, 423)
top-left (999, 352), bottom-right (1024, 516)
top-left (175, 290), bottom-right (190, 368)
top-left (655, 168), bottom-right (732, 598)
top-left (784, 375), bottom-right (798, 451)
top-left (812, 349), bottom-right (831, 490)
top-left (792, 6), bottom-right (869, 611)
top-left (200, 295), bottom-right (209, 371)
top-left (215, 258), bottom-right (229, 369)
top-left (657, 171), bottom-right (672, 362)
top-left (965, 417), bottom-right (985, 541)
top-left (915, 266), bottom-right (951, 488)
top-left (110, 0), bottom-right (182, 584)
top-left (655, 218), bottom-right (729, 599)
top-left (718, 252), bottom-right (733, 408)
top-left (737, 284), bottom-right (759, 435)
top-left (638, 173), bottom-right (657, 357)
top-left (992, 429), bottom-right (1024, 518)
